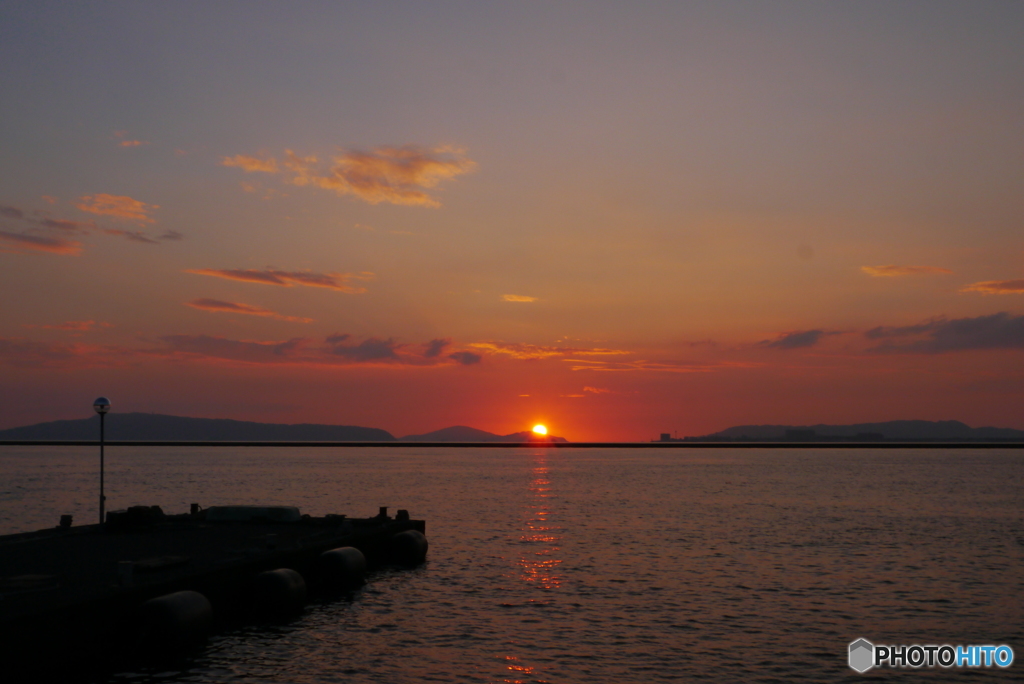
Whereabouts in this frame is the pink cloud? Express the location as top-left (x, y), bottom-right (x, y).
top-left (0, 231), bottom-right (82, 255)
top-left (35, 217), bottom-right (97, 232)
top-left (185, 298), bottom-right (313, 323)
top-left (28, 320), bottom-right (111, 332)
top-left (185, 268), bottom-right (372, 293)
top-left (158, 334), bottom-right (310, 364)
top-left (0, 338), bottom-right (124, 368)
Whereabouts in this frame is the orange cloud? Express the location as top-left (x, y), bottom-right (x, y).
top-left (185, 298), bottom-right (313, 323)
top-left (0, 231), bottom-right (81, 255)
top-left (469, 341), bottom-right (629, 360)
top-left (112, 131), bottom-right (149, 147)
top-left (224, 145), bottom-right (476, 207)
top-left (566, 359), bottom-right (759, 373)
top-left (861, 265), bottom-right (953, 277)
top-left (583, 386), bottom-right (613, 394)
top-left (960, 279), bottom-right (1024, 295)
top-left (222, 154), bottom-right (279, 173)
top-left (76, 194), bottom-right (158, 223)
top-left (502, 294), bottom-right (538, 302)
top-left (185, 268), bottom-right (372, 293)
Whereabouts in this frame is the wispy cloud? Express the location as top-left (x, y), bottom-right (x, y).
top-left (35, 217), bottom-right (97, 232)
top-left (1, 327), bottom-right (486, 369)
top-left (25, 320), bottom-right (110, 332)
top-left (0, 338), bottom-right (123, 368)
top-left (76, 194), bottom-right (158, 223)
top-left (326, 335), bottom-right (402, 361)
top-left (159, 334), bottom-right (309, 363)
top-left (423, 338), bottom-right (451, 358)
top-left (469, 341), bottom-right (630, 360)
top-left (157, 332), bottom-right (481, 367)
top-left (865, 313), bottom-right (1024, 353)
top-left (861, 265), bottom-right (953, 277)
top-left (566, 359), bottom-right (756, 373)
top-left (583, 386), bottom-right (613, 394)
top-left (0, 204), bottom-right (25, 219)
top-left (185, 268), bottom-right (372, 293)
top-left (759, 329), bottom-right (840, 349)
top-left (103, 229), bottom-right (159, 244)
top-left (449, 350), bottom-right (482, 365)
top-left (222, 154), bottom-right (279, 173)
top-left (502, 294), bottom-right (538, 302)
top-left (2, 200), bottom-right (177, 247)
top-left (185, 298), bottom-right (313, 323)
top-left (223, 145), bottom-right (476, 207)
top-left (0, 230), bottom-right (82, 255)
top-left (113, 131), bottom-right (149, 148)
top-left (960, 279), bottom-right (1024, 295)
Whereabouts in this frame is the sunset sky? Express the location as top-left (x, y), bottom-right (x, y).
top-left (2, 2), bottom-right (1023, 440)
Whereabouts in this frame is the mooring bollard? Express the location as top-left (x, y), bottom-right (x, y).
top-left (252, 568), bottom-right (307, 616)
top-left (136, 590), bottom-right (213, 651)
top-left (389, 529), bottom-right (429, 566)
top-left (317, 547), bottom-right (367, 589)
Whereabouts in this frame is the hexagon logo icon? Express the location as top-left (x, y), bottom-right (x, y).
top-left (849, 638), bottom-right (874, 673)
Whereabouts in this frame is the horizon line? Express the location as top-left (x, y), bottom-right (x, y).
top-left (1, 440), bottom-right (1022, 449)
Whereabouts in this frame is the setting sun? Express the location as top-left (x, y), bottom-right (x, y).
top-left (532, 424), bottom-right (548, 436)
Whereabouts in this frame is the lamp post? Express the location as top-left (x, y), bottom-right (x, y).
top-left (93, 397), bottom-right (110, 524)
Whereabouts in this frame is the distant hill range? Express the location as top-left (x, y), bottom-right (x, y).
top-left (0, 414), bottom-right (569, 443)
top-left (399, 425), bottom-right (568, 443)
top-left (678, 420), bottom-right (1024, 442)
top-left (0, 413), bottom-right (395, 442)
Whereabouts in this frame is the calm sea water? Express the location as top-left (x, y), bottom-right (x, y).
top-left (1, 446), bottom-right (1021, 682)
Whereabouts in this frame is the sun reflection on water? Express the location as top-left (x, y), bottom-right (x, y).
top-left (517, 455), bottom-right (563, 590)
top-left (500, 654), bottom-right (549, 684)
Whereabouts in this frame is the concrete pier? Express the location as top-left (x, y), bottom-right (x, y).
top-left (0, 505), bottom-right (426, 678)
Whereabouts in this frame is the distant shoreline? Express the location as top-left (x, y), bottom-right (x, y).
top-left (1, 440), bottom-right (1022, 449)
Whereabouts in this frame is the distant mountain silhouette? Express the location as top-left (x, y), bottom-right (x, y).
top-left (400, 425), bottom-right (568, 443)
top-left (0, 413), bottom-right (395, 441)
top-left (690, 420), bottom-right (1024, 442)
top-left (399, 425), bottom-right (500, 441)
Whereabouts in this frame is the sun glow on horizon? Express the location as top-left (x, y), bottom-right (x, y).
top-left (532, 424), bottom-right (548, 436)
